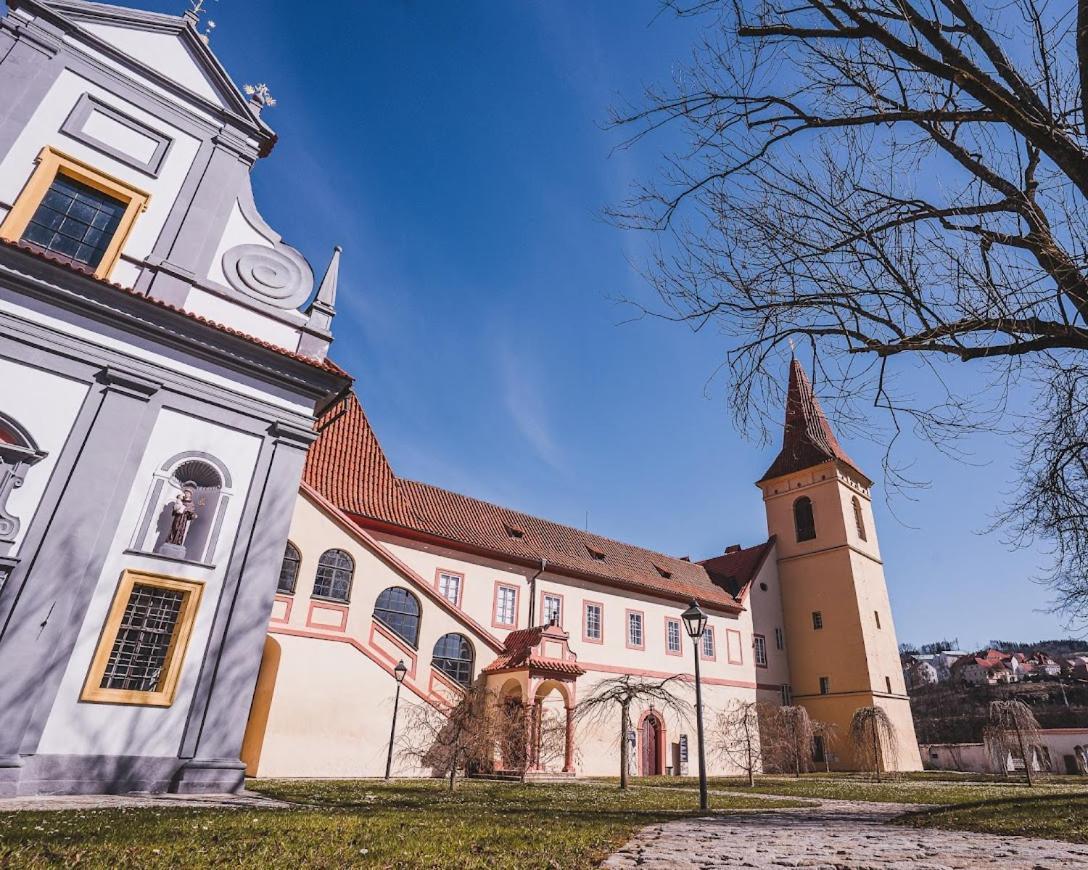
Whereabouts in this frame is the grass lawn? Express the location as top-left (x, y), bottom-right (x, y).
top-left (897, 793), bottom-right (1088, 844)
top-left (622, 771), bottom-right (1088, 806)
top-left (0, 779), bottom-right (808, 869)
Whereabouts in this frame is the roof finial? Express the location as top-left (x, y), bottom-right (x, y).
top-left (788, 336), bottom-right (796, 357)
top-left (184, 0), bottom-right (210, 23)
top-left (243, 83), bottom-right (277, 115)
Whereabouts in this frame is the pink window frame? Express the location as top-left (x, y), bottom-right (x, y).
top-left (753, 633), bottom-right (768, 668)
top-left (699, 625), bottom-right (717, 661)
top-left (434, 567), bottom-right (464, 608)
top-left (625, 609), bottom-right (645, 651)
top-left (491, 581), bottom-right (520, 629)
top-left (539, 589), bottom-right (565, 628)
top-left (582, 599), bottom-right (604, 644)
top-left (726, 628), bottom-right (744, 665)
top-left (664, 616), bottom-right (682, 657)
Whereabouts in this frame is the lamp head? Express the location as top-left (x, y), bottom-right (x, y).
top-left (394, 659), bottom-right (408, 683)
top-left (680, 600), bottom-right (708, 640)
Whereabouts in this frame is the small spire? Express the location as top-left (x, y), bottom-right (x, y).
top-left (315, 245), bottom-right (341, 310)
top-left (243, 83), bottom-right (277, 116)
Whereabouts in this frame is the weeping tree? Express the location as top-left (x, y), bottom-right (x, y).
top-left (609, 0), bottom-right (1088, 620)
top-left (762, 705), bottom-right (814, 777)
top-left (712, 699), bottom-right (769, 786)
top-left (575, 675), bottom-right (690, 790)
top-left (812, 719), bottom-right (841, 774)
top-left (988, 699), bottom-right (1044, 785)
top-left (849, 706), bottom-right (898, 782)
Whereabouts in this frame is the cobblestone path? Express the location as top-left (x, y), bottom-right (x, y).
top-left (604, 793), bottom-right (1088, 869)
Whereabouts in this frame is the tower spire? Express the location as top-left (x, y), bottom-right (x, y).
top-left (759, 358), bottom-right (863, 483)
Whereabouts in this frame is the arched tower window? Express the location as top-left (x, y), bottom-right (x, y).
top-left (133, 451), bottom-right (232, 565)
top-left (374, 587), bottom-right (420, 646)
top-left (852, 496), bottom-right (867, 541)
top-left (432, 633), bottom-right (474, 686)
top-left (313, 549), bottom-right (353, 602)
top-left (0, 411), bottom-right (47, 549)
top-left (278, 542), bottom-right (301, 594)
top-left (793, 496), bottom-right (816, 542)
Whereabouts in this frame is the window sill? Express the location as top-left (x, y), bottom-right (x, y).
top-left (310, 593), bottom-right (350, 605)
top-left (123, 548), bottom-right (215, 570)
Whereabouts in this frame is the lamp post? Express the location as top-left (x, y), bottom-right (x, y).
top-left (384, 659), bottom-right (408, 780)
top-left (681, 600), bottom-right (709, 811)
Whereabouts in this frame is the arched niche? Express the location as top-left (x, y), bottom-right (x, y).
top-left (0, 410), bottom-right (48, 551)
top-left (131, 451), bottom-right (233, 565)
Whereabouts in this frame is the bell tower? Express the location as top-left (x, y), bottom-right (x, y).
top-left (757, 359), bottom-right (921, 771)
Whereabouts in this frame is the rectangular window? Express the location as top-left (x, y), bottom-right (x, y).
top-left (781, 684), bottom-right (792, 706)
top-left (874, 610), bottom-right (881, 629)
top-left (774, 626), bottom-right (784, 650)
top-left (0, 147), bottom-right (149, 279)
top-left (812, 611), bottom-right (823, 630)
top-left (543, 593), bottom-right (562, 626)
top-left (494, 584), bottom-right (517, 627)
top-left (626, 610), bottom-right (644, 649)
top-left (666, 618), bottom-right (681, 655)
top-left (437, 571), bottom-right (462, 606)
top-left (753, 634), bottom-right (768, 667)
top-left (81, 571), bottom-right (203, 707)
top-left (819, 676), bottom-right (831, 695)
top-left (584, 602), bottom-right (603, 642)
top-left (702, 626), bottom-right (716, 660)
top-left (885, 675), bottom-right (893, 694)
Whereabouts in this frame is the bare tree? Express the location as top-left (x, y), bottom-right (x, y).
top-left (849, 706), bottom-right (898, 781)
top-left (576, 675), bottom-right (691, 789)
top-left (761, 704), bottom-right (814, 777)
top-left (399, 682), bottom-right (515, 791)
top-left (713, 699), bottom-right (767, 785)
top-left (988, 699), bottom-right (1044, 785)
top-left (609, 0), bottom-right (1088, 615)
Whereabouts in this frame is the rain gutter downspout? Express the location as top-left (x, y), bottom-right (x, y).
top-left (527, 557), bottom-right (547, 627)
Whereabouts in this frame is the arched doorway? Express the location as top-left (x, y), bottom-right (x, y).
top-left (639, 710), bottom-right (665, 776)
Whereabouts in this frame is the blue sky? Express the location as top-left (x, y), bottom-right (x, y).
top-left (147, 0), bottom-right (1066, 647)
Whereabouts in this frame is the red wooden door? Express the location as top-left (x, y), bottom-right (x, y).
top-left (641, 716), bottom-right (659, 775)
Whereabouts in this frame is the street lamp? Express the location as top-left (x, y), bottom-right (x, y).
top-left (681, 600), bottom-right (709, 812)
top-left (384, 659), bottom-right (408, 780)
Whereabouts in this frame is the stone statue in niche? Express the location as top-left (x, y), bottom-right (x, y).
top-left (156, 489), bottom-right (199, 559)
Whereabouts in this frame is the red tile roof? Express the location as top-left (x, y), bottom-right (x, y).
top-left (304, 391), bottom-right (757, 611)
top-left (0, 237), bottom-right (349, 377)
top-left (760, 357), bottom-right (864, 483)
top-left (481, 625), bottom-right (585, 677)
top-left (699, 538), bottom-right (776, 599)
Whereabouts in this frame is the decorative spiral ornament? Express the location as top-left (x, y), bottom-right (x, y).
top-left (221, 244), bottom-right (313, 309)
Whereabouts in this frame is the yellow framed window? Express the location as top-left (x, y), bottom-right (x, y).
top-left (81, 570), bottom-right (203, 707)
top-left (0, 146), bottom-right (149, 280)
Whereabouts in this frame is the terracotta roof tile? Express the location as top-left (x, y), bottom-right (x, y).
top-left (0, 237), bottom-right (349, 376)
top-left (699, 538), bottom-right (776, 599)
top-left (760, 357), bottom-right (864, 483)
top-left (305, 390), bottom-right (746, 610)
top-left (481, 625), bottom-right (585, 676)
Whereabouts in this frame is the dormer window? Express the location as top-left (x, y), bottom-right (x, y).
top-left (0, 147), bottom-right (149, 280)
top-left (503, 523), bottom-right (524, 539)
top-left (653, 564), bottom-right (672, 579)
top-left (586, 546), bottom-right (606, 561)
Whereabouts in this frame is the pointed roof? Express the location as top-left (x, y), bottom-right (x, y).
top-left (759, 358), bottom-right (866, 483)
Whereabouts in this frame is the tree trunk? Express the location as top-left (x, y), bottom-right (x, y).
top-left (746, 719), bottom-right (755, 787)
top-left (449, 750), bottom-right (458, 792)
top-left (619, 701), bottom-right (630, 790)
top-left (1015, 724), bottom-right (1034, 787)
top-left (873, 724), bottom-right (882, 783)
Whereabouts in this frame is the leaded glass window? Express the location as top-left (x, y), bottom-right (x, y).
top-left (21, 175), bottom-right (125, 269)
top-left (313, 548), bottom-right (353, 602)
top-left (277, 542), bottom-right (301, 594)
top-left (432, 632), bottom-right (474, 686)
top-left (100, 583), bottom-right (184, 692)
top-left (374, 586), bottom-right (420, 646)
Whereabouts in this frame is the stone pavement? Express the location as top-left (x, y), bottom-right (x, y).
top-left (0, 791), bottom-right (289, 812)
top-left (604, 791), bottom-right (1088, 869)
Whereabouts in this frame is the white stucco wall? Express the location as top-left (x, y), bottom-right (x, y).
top-left (37, 406), bottom-right (261, 757)
top-left (0, 356), bottom-right (89, 553)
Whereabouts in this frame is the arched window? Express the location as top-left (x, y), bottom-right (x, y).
top-left (793, 496), bottom-right (816, 542)
top-left (277, 542), bottom-right (301, 594)
top-left (313, 549), bottom-right (354, 602)
top-left (374, 586), bottom-right (421, 646)
top-left (0, 411), bottom-right (47, 547)
top-left (852, 496), bottom-right (867, 541)
top-left (432, 632), bottom-right (474, 686)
